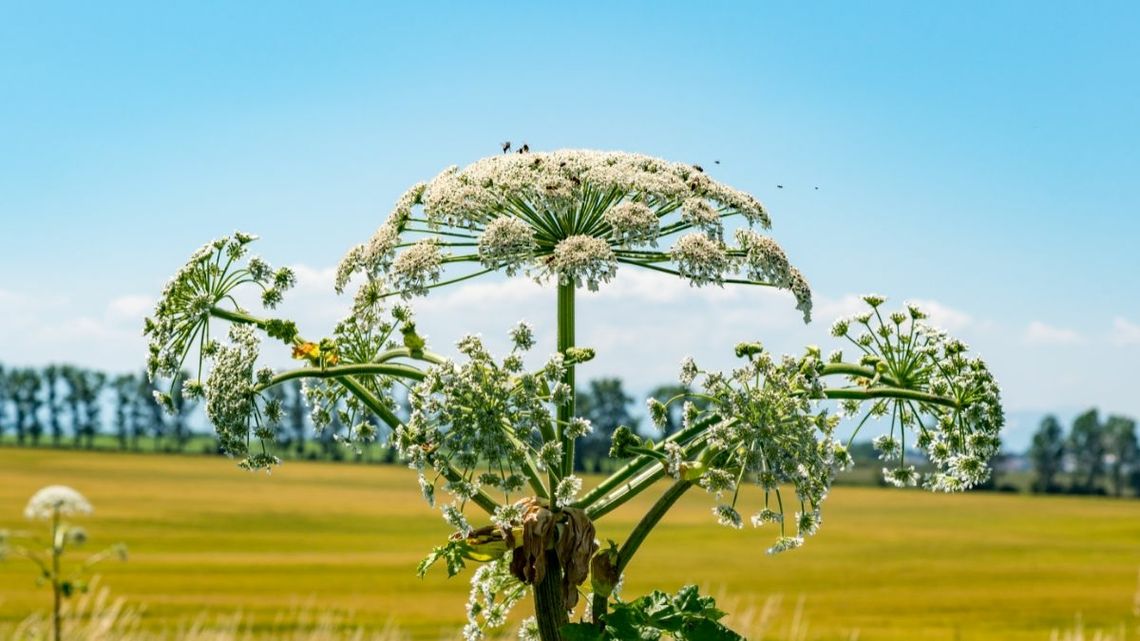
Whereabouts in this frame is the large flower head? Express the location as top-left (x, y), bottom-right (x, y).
top-left (336, 150), bottom-right (813, 321)
top-left (25, 485), bottom-right (93, 520)
top-left (828, 296), bottom-right (1004, 491)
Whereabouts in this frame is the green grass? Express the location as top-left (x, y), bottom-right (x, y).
top-left (1, 449), bottom-right (1137, 640)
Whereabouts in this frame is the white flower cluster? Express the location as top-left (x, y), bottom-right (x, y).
top-left (203, 324), bottom-right (280, 470)
top-left (24, 485), bottom-right (93, 520)
top-left (397, 325), bottom-right (566, 512)
top-left (332, 150), bottom-right (812, 322)
top-left (144, 232), bottom-right (296, 382)
top-left (830, 296), bottom-right (1004, 491)
top-left (671, 233), bottom-right (731, 287)
top-left (546, 235), bottom-right (617, 291)
top-left (419, 150), bottom-right (768, 228)
top-left (478, 217), bottom-right (536, 275)
top-left (604, 200), bottom-right (660, 245)
top-left (391, 238), bottom-right (443, 298)
top-left (675, 346), bottom-right (841, 554)
top-left (463, 555), bottom-right (526, 641)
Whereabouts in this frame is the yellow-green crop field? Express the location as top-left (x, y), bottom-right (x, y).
top-left (1, 448), bottom-right (1138, 640)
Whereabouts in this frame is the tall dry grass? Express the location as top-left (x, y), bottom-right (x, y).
top-left (3, 573), bottom-right (1137, 640)
top-left (0, 580), bottom-right (409, 641)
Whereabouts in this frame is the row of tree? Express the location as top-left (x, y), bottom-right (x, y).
top-left (6, 363), bottom-right (1139, 498)
top-left (0, 364), bottom-right (198, 451)
top-left (1029, 409), bottom-right (1139, 496)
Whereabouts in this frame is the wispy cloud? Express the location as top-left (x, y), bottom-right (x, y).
top-left (1110, 317), bottom-right (1140, 346)
top-left (906, 298), bottom-right (973, 332)
top-left (1024, 321), bottom-right (1083, 345)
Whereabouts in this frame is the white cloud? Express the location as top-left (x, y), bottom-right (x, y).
top-left (105, 294), bottom-right (153, 324)
top-left (1024, 321), bottom-right (1083, 345)
top-left (907, 298), bottom-right (973, 332)
top-left (1111, 317), bottom-right (1140, 346)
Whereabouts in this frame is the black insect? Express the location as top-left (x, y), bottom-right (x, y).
top-left (714, 160), bottom-right (720, 164)
top-left (693, 164), bottom-right (704, 172)
top-left (777, 185), bottom-right (784, 189)
top-left (502, 141), bottom-right (511, 153)
top-left (516, 143), bottom-right (530, 154)
top-left (814, 186), bottom-right (819, 190)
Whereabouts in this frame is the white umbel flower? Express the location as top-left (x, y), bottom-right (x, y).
top-left (391, 238), bottom-right (444, 298)
top-left (547, 235), bottom-right (617, 291)
top-left (671, 233), bottom-right (730, 286)
top-left (25, 485), bottom-right (92, 520)
top-left (478, 217), bottom-right (536, 275)
top-left (604, 200), bottom-right (660, 245)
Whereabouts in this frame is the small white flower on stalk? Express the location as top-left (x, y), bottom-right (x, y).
top-left (565, 416), bottom-right (592, 439)
top-left (767, 536), bottom-right (804, 555)
top-left (555, 476), bottom-right (583, 508)
top-left (604, 201), bottom-right (660, 245)
top-left (713, 504), bottom-right (743, 529)
top-left (681, 197), bottom-right (723, 236)
top-left (883, 465), bottom-right (919, 488)
top-left (547, 235), bottom-right (617, 291)
top-left (750, 508), bottom-right (782, 527)
top-left (391, 238), bottom-right (444, 298)
top-left (25, 486), bottom-right (92, 520)
top-left (679, 357), bottom-right (699, 386)
top-left (479, 217), bottom-right (536, 275)
top-left (671, 233), bottom-right (731, 286)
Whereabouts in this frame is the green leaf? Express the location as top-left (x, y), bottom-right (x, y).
top-left (415, 539), bottom-right (469, 578)
top-left (560, 623), bottom-right (605, 641)
top-left (402, 323), bottom-right (426, 357)
top-left (265, 319), bottom-right (299, 344)
top-left (680, 618), bottom-right (746, 641)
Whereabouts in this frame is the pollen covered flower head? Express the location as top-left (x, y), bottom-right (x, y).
top-left (335, 149), bottom-right (812, 322)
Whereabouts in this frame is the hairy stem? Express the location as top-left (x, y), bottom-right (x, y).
top-left (573, 416), bottom-right (718, 511)
top-left (51, 510), bottom-right (61, 641)
top-left (534, 551), bottom-right (568, 641)
top-left (558, 283), bottom-right (576, 479)
top-left (336, 376), bottom-right (501, 514)
top-left (616, 480), bottom-right (694, 573)
top-left (822, 386), bottom-right (958, 408)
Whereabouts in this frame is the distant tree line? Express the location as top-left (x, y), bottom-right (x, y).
top-left (0, 363), bottom-right (332, 458)
top-left (6, 362), bottom-right (1138, 498)
top-left (1029, 409), bottom-right (1139, 497)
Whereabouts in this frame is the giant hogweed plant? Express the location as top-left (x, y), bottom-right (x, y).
top-left (144, 150), bottom-right (1003, 641)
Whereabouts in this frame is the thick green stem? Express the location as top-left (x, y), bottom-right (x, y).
top-left (51, 510), bottom-right (62, 641)
top-left (616, 480), bottom-right (693, 573)
top-left (572, 417), bottom-right (713, 510)
top-left (822, 386), bottom-right (958, 408)
top-left (209, 305), bottom-right (266, 328)
top-left (336, 376), bottom-right (501, 515)
top-left (819, 363), bottom-right (900, 386)
top-left (558, 283), bottom-right (576, 479)
top-left (534, 551), bottom-right (568, 641)
top-left (257, 363), bottom-right (426, 392)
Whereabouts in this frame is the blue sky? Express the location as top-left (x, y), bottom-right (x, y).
top-left (1, 2), bottom-right (1138, 449)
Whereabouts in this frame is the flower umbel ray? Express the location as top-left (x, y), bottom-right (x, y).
top-left (335, 149), bottom-right (813, 320)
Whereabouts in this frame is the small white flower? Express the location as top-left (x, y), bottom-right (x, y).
top-left (547, 235), bottom-right (617, 291)
top-left (604, 200), bottom-right (660, 245)
top-left (679, 356), bottom-right (699, 386)
top-left (391, 238), bottom-right (444, 297)
top-left (555, 476), bottom-right (583, 508)
top-left (479, 217), bottom-right (536, 275)
top-left (767, 536), bottom-right (804, 555)
top-left (671, 233), bottom-right (730, 286)
top-left (713, 504), bottom-right (743, 529)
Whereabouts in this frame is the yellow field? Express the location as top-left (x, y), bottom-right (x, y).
top-left (1, 449), bottom-right (1137, 640)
